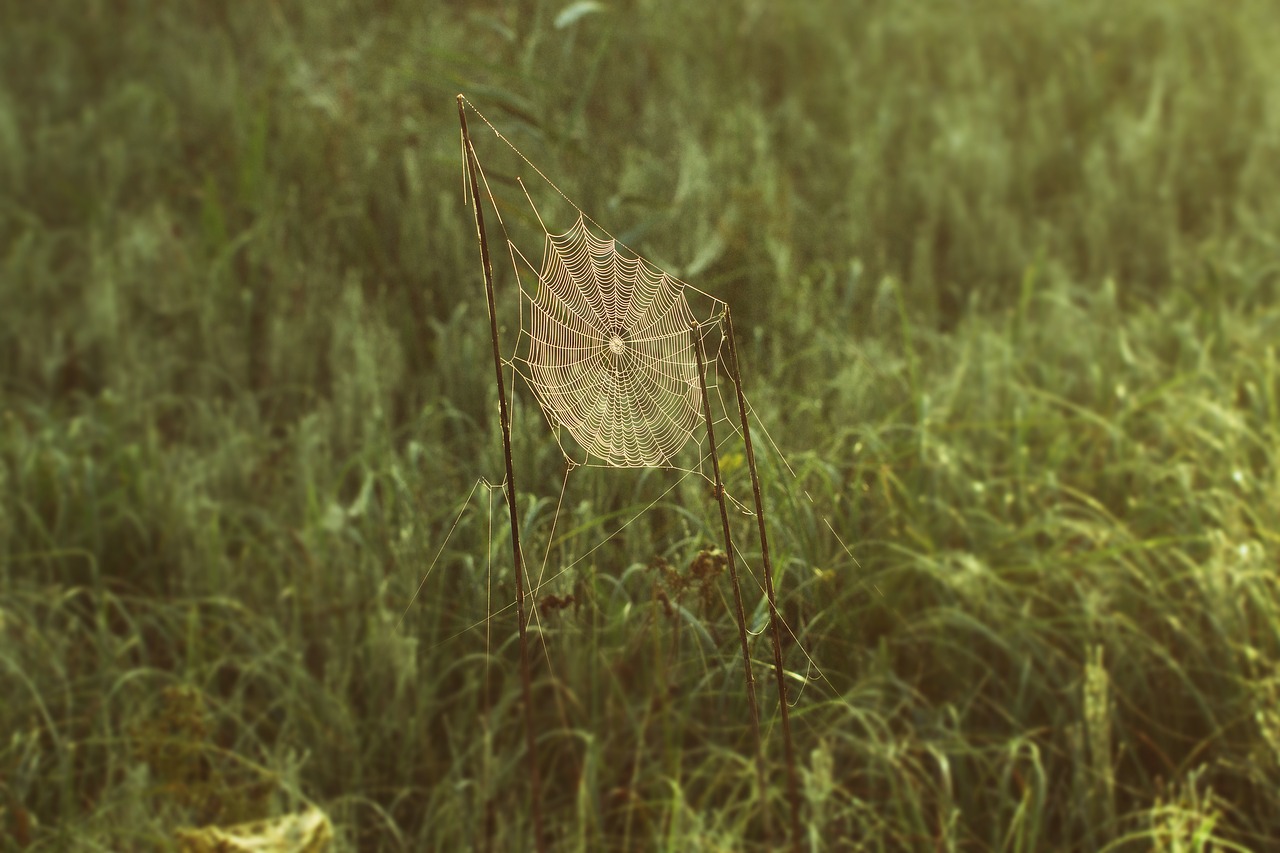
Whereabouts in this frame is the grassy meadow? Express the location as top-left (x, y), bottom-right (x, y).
top-left (3, 0), bottom-right (1280, 849)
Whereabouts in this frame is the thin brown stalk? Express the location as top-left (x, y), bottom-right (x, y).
top-left (457, 94), bottom-right (548, 853)
top-left (690, 319), bottom-right (771, 839)
top-left (724, 307), bottom-right (803, 851)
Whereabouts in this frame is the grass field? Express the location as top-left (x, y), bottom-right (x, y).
top-left (3, 1), bottom-right (1280, 849)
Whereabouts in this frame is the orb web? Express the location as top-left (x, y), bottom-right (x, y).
top-left (518, 215), bottom-right (710, 468)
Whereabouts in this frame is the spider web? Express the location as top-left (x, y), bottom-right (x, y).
top-left (446, 97), bottom-right (865, 735)
top-left (516, 214), bottom-right (724, 469)
top-left (462, 108), bottom-right (736, 474)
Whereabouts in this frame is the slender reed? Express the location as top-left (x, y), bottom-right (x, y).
top-left (690, 319), bottom-right (771, 838)
top-left (457, 94), bottom-right (548, 853)
top-left (725, 307), bottom-right (803, 851)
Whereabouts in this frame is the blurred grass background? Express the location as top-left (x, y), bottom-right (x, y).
top-left (2, 0), bottom-right (1280, 849)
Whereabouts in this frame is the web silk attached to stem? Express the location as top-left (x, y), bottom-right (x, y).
top-left (458, 99), bottom-right (846, 851)
top-left (458, 99), bottom-right (733, 474)
top-left (519, 215), bottom-right (715, 468)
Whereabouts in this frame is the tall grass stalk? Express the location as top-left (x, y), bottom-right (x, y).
top-left (725, 307), bottom-right (803, 851)
top-left (457, 95), bottom-right (547, 853)
top-left (691, 318), bottom-right (770, 840)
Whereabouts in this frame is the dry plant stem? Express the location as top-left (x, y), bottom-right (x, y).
top-left (458, 94), bottom-right (548, 853)
top-left (690, 320), bottom-right (771, 839)
top-left (725, 308), bottom-right (803, 852)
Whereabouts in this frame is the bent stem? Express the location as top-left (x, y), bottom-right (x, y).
top-left (458, 94), bottom-right (548, 853)
top-left (725, 307), bottom-right (802, 851)
top-left (690, 319), bottom-right (771, 840)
